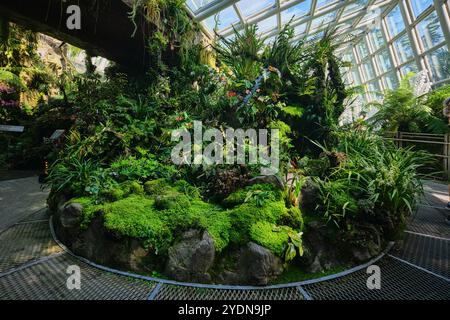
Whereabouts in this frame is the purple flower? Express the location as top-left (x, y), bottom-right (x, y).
top-left (0, 84), bottom-right (16, 94)
top-left (0, 99), bottom-right (19, 107)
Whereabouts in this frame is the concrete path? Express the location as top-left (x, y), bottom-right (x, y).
top-left (0, 177), bottom-right (48, 231)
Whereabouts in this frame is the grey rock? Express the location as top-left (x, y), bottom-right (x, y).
top-left (351, 248), bottom-right (372, 263)
top-left (165, 229), bottom-right (215, 282)
top-left (299, 177), bottom-right (320, 212)
top-left (238, 242), bottom-right (283, 286)
top-left (247, 175), bottom-right (284, 190)
top-left (60, 202), bottom-right (84, 228)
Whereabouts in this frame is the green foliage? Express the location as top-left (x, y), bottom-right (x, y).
top-left (249, 221), bottom-right (303, 262)
top-left (215, 25), bottom-right (265, 81)
top-left (367, 76), bottom-right (447, 134)
top-left (425, 84), bottom-right (450, 120)
top-left (144, 179), bottom-right (169, 195)
top-left (313, 129), bottom-right (434, 235)
top-left (222, 183), bottom-right (282, 208)
top-left (110, 154), bottom-right (176, 181)
top-left (250, 221), bottom-right (290, 257)
top-left (102, 196), bottom-right (172, 253)
top-left (46, 157), bottom-right (110, 196)
top-left (229, 200), bottom-right (288, 243)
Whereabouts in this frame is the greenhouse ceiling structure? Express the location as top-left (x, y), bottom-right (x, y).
top-left (185, 0), bottom-right (450, 102)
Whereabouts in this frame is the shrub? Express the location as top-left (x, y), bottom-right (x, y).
top-left (314, 129), bottom-right (433, 234)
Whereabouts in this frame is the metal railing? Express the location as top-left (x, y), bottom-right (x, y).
top-left (384, 131), bottom-right (450, 179)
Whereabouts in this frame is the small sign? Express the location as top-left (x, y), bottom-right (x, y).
top-left (0, 125), bottom-right (25, 133)
top-left (49, 129), bottom-right (65, 140)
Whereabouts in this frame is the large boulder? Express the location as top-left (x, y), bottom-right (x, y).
top-left (165, 229), bottom-right (215, 283)
top-left (217, 242), bottom-right (284, 286)
top-left (54, 202), bottom-right (159, 275)
top-left (239, 242), bottom-right (284, 285)
top-left (59, 202), bottom-right (84, 228)
top-left (247, 175), bottom-right (285, 190)
top-left (299, 177), bottom-right (320, 212)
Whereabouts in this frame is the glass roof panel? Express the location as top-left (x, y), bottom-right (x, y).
top-left (369, 27), bottom-right (385, 51)
top-left (410, 0), bottom-right (434, 18)
top-left (203, 6), bottom-right (240, 32)
top-left (342, 0), bottom-right (369, 17)
top-left (393, 33), bottom-right (414, 64)
top-left (256, 14), bottom-right (278, 34)
top-left (311, 11), bottom-right (337, 30)
top-left (294, 23), bottom-right (307, 36)
top-left (416, 11), bottom-right (445, 51)
top-left (316, 0), bottom-right (337, 10)
top-left (385, 5), bottom-right (405, 38)
top-left (186, 0), bottom-right (216, 13)
top-left (281, 0), bottom-right (311, 25)
top-left (237, 0), bottom-right (275, 19)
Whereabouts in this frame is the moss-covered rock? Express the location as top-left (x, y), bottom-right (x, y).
top-left (67, 197), bottom-right (101, 229)
top-left (154, 192), bottom-right (191, 211)
top-left (222, 183), bottom-right (283, 208)
top-left (122, 181), bottom-right (144, 195)
top-left (101, 188), bottom-right (125, 202)
top-left (228, 200), bottom-right (288, 243)
top-left (144, 179), bottom-right (169, 195)
top-left (101, 195), bottom-right (172, 253)
top-left (280, 207), bottom-right (304, 230)
top-left (249, 221), bottom-right (292, 257)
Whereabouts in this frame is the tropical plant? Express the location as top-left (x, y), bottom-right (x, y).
top-left (313, 129), bottom-right (434, 235)
top-left (215, 24), bottom-right (265, 81)
top-left (366, 75), bottom-right (447, 134)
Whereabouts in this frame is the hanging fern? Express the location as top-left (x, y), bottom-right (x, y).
top-left (0, 68), bottom-right (26, 91)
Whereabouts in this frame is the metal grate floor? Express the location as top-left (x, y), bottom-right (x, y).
top-left (152, 284), bottom-right (305, 300)
top-left (0, 221), bottom-right (62, 273)
top-left (20, 208), bottom-right (50, 223)
top-left (407, 206), bottom-right (450, 239)
top-left (303, 256), bottom-right (450, 300)
top-left (392, 232), bottom-right (449, 279)
top-left (0, 253), bottom-right (156, 300)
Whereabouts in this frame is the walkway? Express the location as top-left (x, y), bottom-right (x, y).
top-left (0, 177), bottom-right (449, 300)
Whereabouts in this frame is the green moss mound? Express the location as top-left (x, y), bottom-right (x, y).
top-left (144, 179), bottom-right (169, 195)
top-left (71, 180), bottom-right (299, 257)
top-left (228, 200), bottom-right (288, 244)
top-left (250, 221), bottom-right (293, 257)
top-left (222, 183), bottom-right (282, 208)
top-left (102, 196), bottom-right (172, 253)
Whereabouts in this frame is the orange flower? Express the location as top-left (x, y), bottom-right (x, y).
top-left (227, 91), bottom-right (237, 98)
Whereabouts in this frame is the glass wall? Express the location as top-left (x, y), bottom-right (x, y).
top-left (341, 0), bottom-right (450, 102)
top-left (185, 0), bottom-right (450, 102)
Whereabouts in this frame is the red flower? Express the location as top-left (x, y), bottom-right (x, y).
top-left (175, 116), bottom-right (184, 122)
top-left (227, 91), bottom-right (237, 98)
